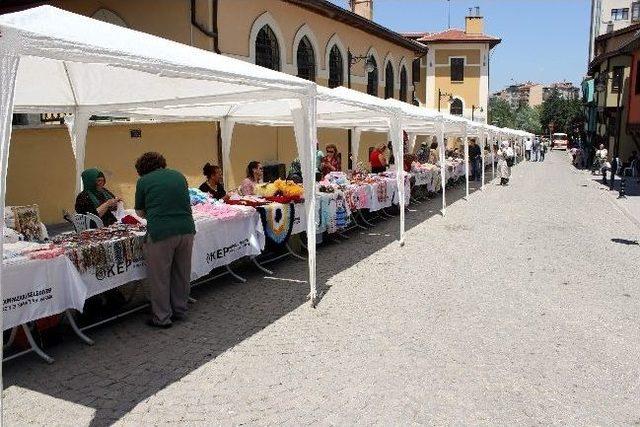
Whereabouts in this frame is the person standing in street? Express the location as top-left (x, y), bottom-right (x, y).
top-left (135, 152), bottom-right (196, 328)
top-left (525, 137), bottom-right (533, 161)
top-left (532, 137), bottom-right (541, 162)
top-left (469, 139), bottom-right (482, 181)
top-left (497, 141), bottom-right (514, 185)
top-left (539, 139), bottom-right (547, 162)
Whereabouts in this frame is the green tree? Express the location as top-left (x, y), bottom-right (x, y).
top-left (539, 89), bottom-right (585, 138)
top-left (488, 97), bottom-right (515, 128)
top-left (514, 105), bottom-right (541, 134)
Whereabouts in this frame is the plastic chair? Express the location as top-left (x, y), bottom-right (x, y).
top-left (623, 159), bottom-right (637, 177)
top-left (69, 213), bottom-right (104, 233)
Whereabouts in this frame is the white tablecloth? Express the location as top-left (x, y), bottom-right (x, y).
top-left (3, 256), bottom-right (87, 330)
top-left (81, 212), bottom-right (265, 296)
top-left (190, 211), bottom-right (265, 280)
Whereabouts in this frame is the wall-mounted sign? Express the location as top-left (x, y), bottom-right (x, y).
top-left (130, 129), bottom-right (142, 138)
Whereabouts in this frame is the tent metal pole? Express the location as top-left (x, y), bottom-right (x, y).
top-left (464, 124), bottom-right (469, 199)
top-left (0, 54), bottom-right (21, 414)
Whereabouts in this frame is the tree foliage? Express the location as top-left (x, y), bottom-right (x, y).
top-left (514, 105), bottom-right (541, 134)
top-left (489, 89), bottom-right (584, 138)
top-left (539, 89), bottom-right (584, 137)
top-left (488, 97), bottom-right (515, 128)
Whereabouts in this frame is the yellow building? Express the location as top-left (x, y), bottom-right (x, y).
top-left (405, 7), bottom-right (501, 124)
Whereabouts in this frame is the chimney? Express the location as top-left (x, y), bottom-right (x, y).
top-left (350, 0), bottom-right (373, 20)
top-left (465, 6), bottom-right (484, 34)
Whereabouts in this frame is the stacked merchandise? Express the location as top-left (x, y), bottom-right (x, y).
top-left (410, 162), bottom-right (442, 193)
top-left (51, 224), bottom-right (146, 275)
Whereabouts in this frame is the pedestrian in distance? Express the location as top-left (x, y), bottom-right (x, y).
top-left (539, 139), bottom-right (547, 162)
top-left (469, 139), bottom-right (482, 181)
top-left (497, 141), bottom-right (514, 186)
top-left (532, 137), bottom-right (541, 162)
top-left (592, 144), bottom-right (608, 175)
top-left (525, 137), bottom-right (532, 161)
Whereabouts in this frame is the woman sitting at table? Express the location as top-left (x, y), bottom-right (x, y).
top-left (321, 144), bottom-right (341, 176)
top-left (369, 143), bottom-right (388, 174)
top-left (239, 161), bottom-right (263, 195)
top-left (75, 168), bottom-right (120, 227)
top-left (199, 163), bottom-right (227, 200)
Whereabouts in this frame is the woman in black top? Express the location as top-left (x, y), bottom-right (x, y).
top-left (75, 168), bottom-right (120, 227)
top-left (199, 163), bottom-right (227, 200)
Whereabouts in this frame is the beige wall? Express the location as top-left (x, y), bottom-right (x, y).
top-left (423, 45), bottom-right (484, 112)
top-left (8, 122), bottom-right (218, 224)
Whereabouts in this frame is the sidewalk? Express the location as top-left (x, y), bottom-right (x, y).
top-left (583, 167), bottom-right (640, 229)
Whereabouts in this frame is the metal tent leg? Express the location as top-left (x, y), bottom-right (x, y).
top-left (65, 310), bottom-right (94, 346)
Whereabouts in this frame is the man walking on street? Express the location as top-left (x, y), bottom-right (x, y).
top-left (525, 137), bottom-right (533, 161)
top-left (469, 139), bottom-right (482, 181)
top-left (532, 137), bottom-right (541, 162)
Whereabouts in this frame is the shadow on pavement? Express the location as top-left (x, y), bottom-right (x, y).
top-left (3, 174), bottom-right (491, 426)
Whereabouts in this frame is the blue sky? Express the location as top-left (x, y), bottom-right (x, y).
top-left (329, 0), bottom-right (590, 92)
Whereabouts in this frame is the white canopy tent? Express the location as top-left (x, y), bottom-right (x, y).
top-left (116, 86), bottom-right (412, 245)
top-left (0, 3), bottom-right (327, 355)
top-left (0, 7), bottom-right (538, 348)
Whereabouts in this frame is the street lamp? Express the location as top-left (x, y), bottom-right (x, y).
top-left (347, 49), bottom-right (377, 169)
top-left (471, 105), bottom-right (484, 121)
top-left (438, 89), bottom-right (453, 112)
top-left (347, 49), bottom-right (376, 89)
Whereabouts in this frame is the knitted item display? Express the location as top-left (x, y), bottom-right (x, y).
top-left (257, 203), bottom-right (294, 247)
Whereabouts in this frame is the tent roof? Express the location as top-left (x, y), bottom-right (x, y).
top-left (1, 6), bottom-right (314, 114)
top-left (119, 86), bottom-right (407, 130)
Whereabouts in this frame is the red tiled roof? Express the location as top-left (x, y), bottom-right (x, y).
top-left (415, 28), bottom-right (501, 48)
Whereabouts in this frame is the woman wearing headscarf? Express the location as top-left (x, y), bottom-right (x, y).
top-left (497, 141), bottom-right (514, 186)
top-left (75, 168), bottom-right (121, 227)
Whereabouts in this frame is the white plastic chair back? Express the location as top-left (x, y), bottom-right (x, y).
top-left (71, 213), bottom-right (104, 233)
top-left (85, 212), bottom-right (104, 228)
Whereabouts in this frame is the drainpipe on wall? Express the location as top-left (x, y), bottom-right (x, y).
top-left (190, 0), bottom-right (221, 54)
top-left (190, 0), bottom-right (223, 173)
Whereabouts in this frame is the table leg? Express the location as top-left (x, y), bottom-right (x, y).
top-left (65, 310), bottom-right (94, 346)
top-left (21, 323), bottom-right (54, 364)
top-left (225, 264), bottom-right (247, 283)
top-left (251, 256), bottom-right (274, 275)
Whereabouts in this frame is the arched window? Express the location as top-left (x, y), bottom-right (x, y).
top-left (297, 36), bottom-right (316, 82)
top-left (399, 66), bottom-right (408, 102)
top-left (328, 45), bottom-right (343, 88)
top-left (384, 62), bottom-right (394, 99)
top-left (367, 56), bottom-right (378, 96)
top-left (450, 98), bottom-right (463, 116)
top-left (255, 25), bottom-right (280, 71)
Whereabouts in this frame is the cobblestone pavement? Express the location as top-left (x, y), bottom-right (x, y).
top-left (4, 152), bottom-right (640, 425)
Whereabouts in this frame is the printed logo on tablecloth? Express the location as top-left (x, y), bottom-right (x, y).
top-left (205, 238), bottom-right (251, 264)
top-left (3, 287), bottom-right (53, 313)
top-left (95, 259), bottom-right (145, 281)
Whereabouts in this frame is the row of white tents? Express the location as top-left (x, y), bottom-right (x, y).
top-left (0, 6), bottom-right (534, 315)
